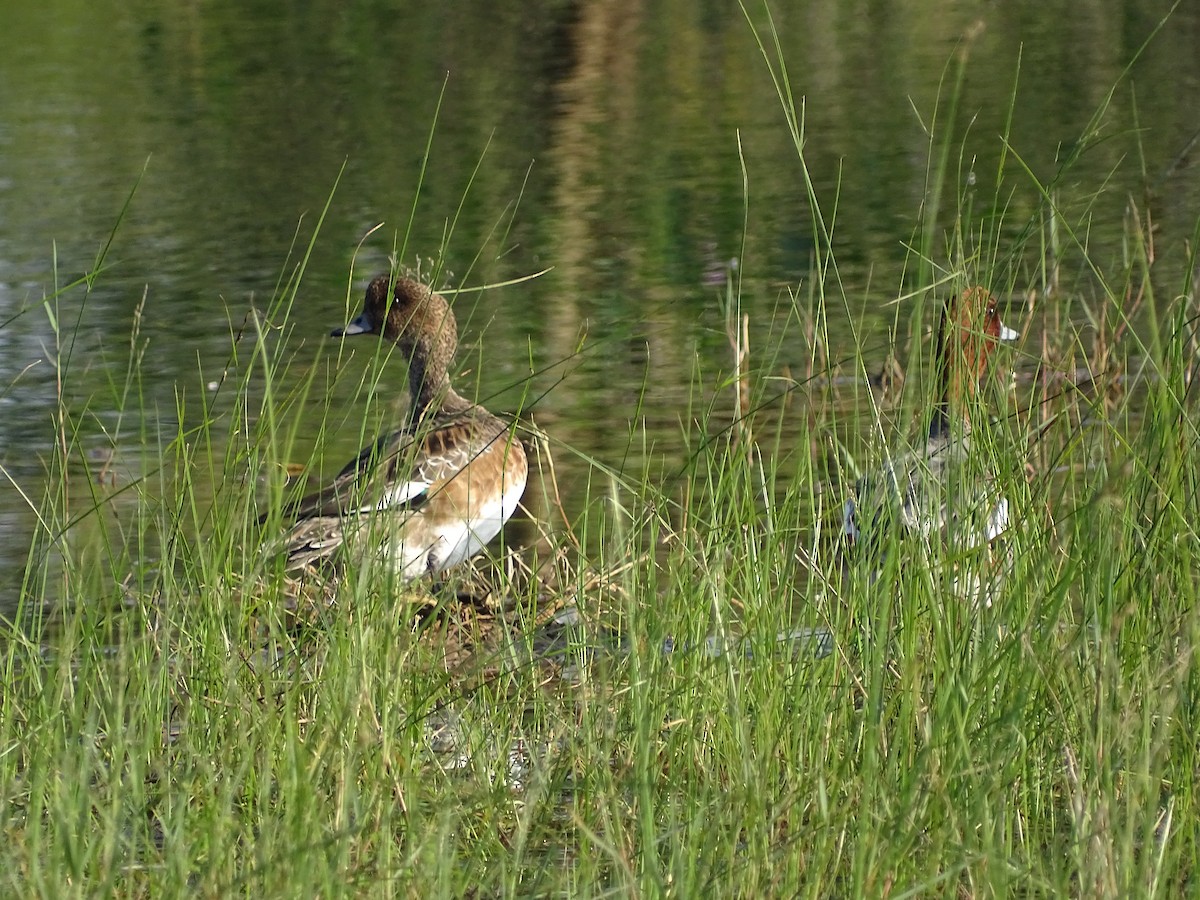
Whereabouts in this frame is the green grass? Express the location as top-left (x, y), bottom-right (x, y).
top-left (4, 14), bottom-right (1200, 898)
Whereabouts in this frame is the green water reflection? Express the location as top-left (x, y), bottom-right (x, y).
top-left (0, 0), bottom-right (1196, 605)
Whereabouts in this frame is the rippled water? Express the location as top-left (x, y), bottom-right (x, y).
top-left (0, 0), bottom-right (1197, 607)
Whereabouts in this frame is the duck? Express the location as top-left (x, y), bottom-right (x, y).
top-left (276, 274), bottom-right (528, 581)
top-left (842, 286), bottom-right (1019, 559)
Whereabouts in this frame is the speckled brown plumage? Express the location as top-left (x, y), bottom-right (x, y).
top-left (277, 275), bottom-right (527, 580)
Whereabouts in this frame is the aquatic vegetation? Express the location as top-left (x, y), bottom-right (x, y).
top-left (2, 12), bottom-right (1199, 900)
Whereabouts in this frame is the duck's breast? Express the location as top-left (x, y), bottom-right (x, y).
top-left (436, 438), bottom-right (528, 570)
top-left (392, 432), bottom-right (527, 575)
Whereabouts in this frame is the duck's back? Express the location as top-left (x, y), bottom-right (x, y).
top-left (844, 429), bottom-right (1008, 555)
top-left (278, 406), bottom-right (527, 579)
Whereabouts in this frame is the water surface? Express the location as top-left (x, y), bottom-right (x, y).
top-left (0, 0), bottom-right (1196, 607)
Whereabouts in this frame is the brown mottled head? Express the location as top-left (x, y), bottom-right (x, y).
top-left (935, 287), bottom-right (1018, 424)
top-left (334, 275), bottom-right (461, 416)
top-left (334, 275), bottom-right (458, 363)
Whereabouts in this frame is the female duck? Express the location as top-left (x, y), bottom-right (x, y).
top-left (842, 287), bottom-right (1019, 558)
top-left (278, 275), bottom-right (527, 580)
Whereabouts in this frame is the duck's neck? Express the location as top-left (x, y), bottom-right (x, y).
top-left (929, 399), bottom-right (970, 441)
top-left (932, 332), bottom-right (981, 438)
top-left (407, 357), bottom-right (472, 423)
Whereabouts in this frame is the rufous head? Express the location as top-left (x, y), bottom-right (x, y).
top-left (935, 287), bottom-right (1018, 423)
top-left (940, 288), bottom-right (1017, 374)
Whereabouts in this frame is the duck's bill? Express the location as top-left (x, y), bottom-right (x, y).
top-left (332, 312), bottom-right (374, 337)
top-left (999, 323), bottom-right (1019, 342)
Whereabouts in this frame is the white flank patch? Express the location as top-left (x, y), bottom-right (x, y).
top-left (370, 479), bottom-right (432, 512)
top-left (438, 472), bottom-right (526, 570)
top-left (984, 496), bottom-right (1010, 542)
top-left (367, 458), bottom-right (528, 579)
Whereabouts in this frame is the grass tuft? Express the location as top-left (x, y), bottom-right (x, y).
top-left (3, 10), bottom-right (1200, 895)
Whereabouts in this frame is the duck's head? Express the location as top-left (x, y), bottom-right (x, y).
top-left (334, 275), bottom-right (458, 367)
top-left (936, 286), bottom-right (1019, 419)
top-left (941, 287), bottom-right (1018, 367)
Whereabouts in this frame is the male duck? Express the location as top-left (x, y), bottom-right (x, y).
top-left (278, 274), bottom-right (527, 581)
top-left (842, 287), bottom-right (1019, 558)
